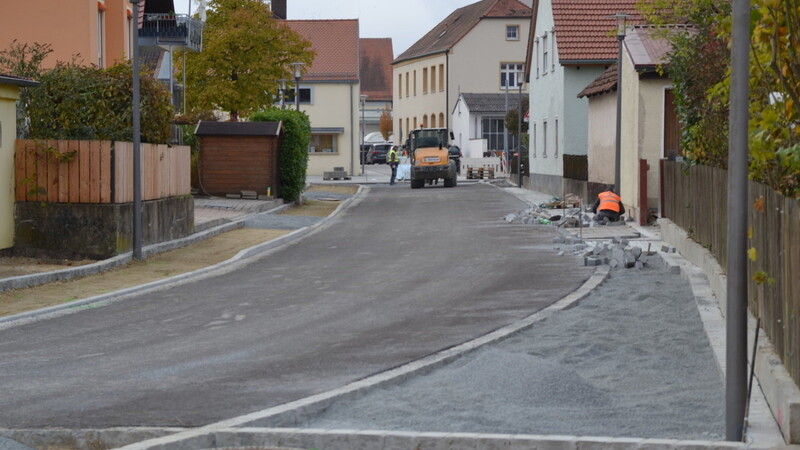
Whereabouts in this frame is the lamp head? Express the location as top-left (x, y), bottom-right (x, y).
top-left (615, 13), bottom-right (628, 38)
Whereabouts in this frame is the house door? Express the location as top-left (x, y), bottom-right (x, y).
top-left (663, 89), bottom-right (682, 159)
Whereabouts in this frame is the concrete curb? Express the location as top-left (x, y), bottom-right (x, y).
top-left (117, 265), bottom-right (610, 450)
top-left (0, 192), bottom-right (359, 330)
top-left (659, 218), bottom-right (800, 445)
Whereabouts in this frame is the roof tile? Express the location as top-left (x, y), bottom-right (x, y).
top-left (551, 0), bottom-right (643, 62)
top-left (360, 38), bottom-right (394, 101)
top-left (283, 20), bottom-right (360, 82)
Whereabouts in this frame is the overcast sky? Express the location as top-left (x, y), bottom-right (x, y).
top-left (178, 0), bottom-right (481, 57)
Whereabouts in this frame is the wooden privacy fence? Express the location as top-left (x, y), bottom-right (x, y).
top-left (662, 160), bottom-right (800, 385)
top-left (15, 140), bottom-right (191, 203)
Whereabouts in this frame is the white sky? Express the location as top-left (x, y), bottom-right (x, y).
top-left (178, 0), bottom-right (481, 58)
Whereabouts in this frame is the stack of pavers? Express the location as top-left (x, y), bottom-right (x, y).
top-left (323, 167), bottom-right (350, 181)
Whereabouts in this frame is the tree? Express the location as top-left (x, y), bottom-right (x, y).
top-left (178, 0), bottom-right (314, 121)
top-left (0, 40), bottom-right (52, 137)
top-left (379, 106), bottom-right (393, 141)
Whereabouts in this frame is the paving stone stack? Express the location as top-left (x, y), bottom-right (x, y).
top-left (553, 235), bottom-right (679, 272)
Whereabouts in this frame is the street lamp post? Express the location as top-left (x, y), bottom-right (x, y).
top-left (504, 71), bottom-right (510, 173)
top-left (130, 0), bottom-right (143, 260)
top-left (517, 79), bottom-right (523, 188)
top-left (290, 62), bottom-right (305, 111)
top-left (614, 13), bottom-right (627, 193)
top-left (360, 94), bottom-right (367, 175)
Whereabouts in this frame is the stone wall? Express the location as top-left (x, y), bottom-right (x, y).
top-left (14, 196), bottom-right (193, 260)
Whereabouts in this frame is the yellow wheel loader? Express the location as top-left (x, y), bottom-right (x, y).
top-left (408, 127), bottom-right (457, 189)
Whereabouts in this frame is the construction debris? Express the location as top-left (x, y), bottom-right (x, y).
top-left (552, 234), bottom-right (669, 271)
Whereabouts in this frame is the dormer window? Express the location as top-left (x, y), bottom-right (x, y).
top-left (506, 25), bottom-right (519, 40)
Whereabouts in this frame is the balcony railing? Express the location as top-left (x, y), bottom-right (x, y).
top-left (139, 13), bottom-right (203, 52)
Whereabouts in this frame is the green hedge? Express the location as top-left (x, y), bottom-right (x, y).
top-left (250, 109), bottom-right (310, 203)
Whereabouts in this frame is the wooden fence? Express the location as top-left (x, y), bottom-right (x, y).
top-left (15, 140), bottom-right (191, 204)
top-left (662, 160), bottom-right (800, 385)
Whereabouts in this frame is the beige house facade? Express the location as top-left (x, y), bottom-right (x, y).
top-left (0, 76), bottom-right (39, 250)
top-left (392, 0), bottom-right (531, 147)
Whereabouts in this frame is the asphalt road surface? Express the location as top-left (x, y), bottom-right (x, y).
top-left (0, 183), bottom-right (594, 428)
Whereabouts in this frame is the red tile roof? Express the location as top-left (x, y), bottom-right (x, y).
top-left (626, 25), bottom-right (688, 69)
top-left (551, 0), bottom-right (642, 63)
top-left (283, 20), bottom-right (360, 82)
top-left (577, 64), bottom-right (616, 98)
top-left (360, 38), bottom-right (394, 102)
top-left (394, 0), bottom-right (531, 65)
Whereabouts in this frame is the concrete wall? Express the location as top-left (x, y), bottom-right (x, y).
top-left (0, 85), bottom-right (19, 250)
top-left (14, 196), bottom-right (194, 260)
top-left (304, 82), bottom-right (360, 176)
top-left (392, 53), bottom-right (448, 146)
top-left (586, 91), bottom-right (617, 187)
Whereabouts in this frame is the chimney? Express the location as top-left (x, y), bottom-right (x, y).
top-left (271, 0), bottom-right (287, 19)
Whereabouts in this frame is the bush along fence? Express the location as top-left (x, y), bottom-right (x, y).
top-left (13, 139), bottom-right (193, 259)
top-left (662, 160), bottom-right (800, 386)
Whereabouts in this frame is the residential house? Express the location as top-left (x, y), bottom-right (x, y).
top-left (392, 0), bottom-right (531, 147)
top-left (452, 92), bottom-right (528, 157)
top-left (578, 25), bottom-right (682, 224)
top-left (284, 20), bottom-right (360, 177)
top-left (0, 75), bottom-right (39, 250)
top-left (524, 0), bottom-right (640, 197)
top-left (360, 38), bottom-right (394, 142)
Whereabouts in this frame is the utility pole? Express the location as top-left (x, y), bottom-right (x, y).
top-left (130, 0), bottom-right (143, 260)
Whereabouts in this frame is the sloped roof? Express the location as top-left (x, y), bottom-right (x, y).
top-left (284, 20), bottom-right (360, 82)
top-left (0, 73), bottom-right (39, 87)
top-left (626, 25), bottom-right (686, 69)
top-left (460, 93), bottom-right (529, 113)
top-left (577, 64), bottom-right (616, 98)
top-left (551, 0), bottom-right (642, 63)
top-left (360, 38), bottom-right (394, 102)
top-left (393, 0), bottom-right (531, 65)
top-left (195, 121), bottom-right (282, 136)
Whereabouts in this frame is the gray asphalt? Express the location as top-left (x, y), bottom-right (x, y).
top-left (0, 183), bottom-right (593, 428)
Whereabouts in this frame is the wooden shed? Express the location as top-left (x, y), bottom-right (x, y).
top-left (195, 121), bottom-right (282, 197)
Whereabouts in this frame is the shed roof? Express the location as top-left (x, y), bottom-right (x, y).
top-left (577, 64), bottom-right (616, 98)
top-left (283, 19), bottom-right (360, 82)
top-left (393, 0), bottom-right (531, 65)
top-left (360, 38), bottom-right (394, 102)
top-left (460, 93), bottom-right (529, 113)
top-left (195, 121), bottom-right (282, 136)
top-left (0, 73), bottom-right (39, 87)
top-left (550, 0), bottom-right (642, 63)
top-left (625, 25), bottom-right (686, 69)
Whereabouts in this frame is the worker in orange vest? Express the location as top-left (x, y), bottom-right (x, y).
top-left (590, 187), bottom-right (625, 223)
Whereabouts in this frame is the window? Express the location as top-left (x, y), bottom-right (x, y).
top-left (439, 64), bottom-right (444, 91)
top-left (532, 122), bottom-right (537, 157)
top-left (551, 29), bottom-right (556, 71)
top-left (97, 8), bottom-right (105, 67)
top-left (542, 120), bottom-right (548, 157)
top-left (423, 114), bottom-right (428, 127)
top-left (501, 63), bottom-right (524, 88)
top-left (554, 118), bottom-right (559, 157)
top-left (413, 70), bottom-right (417, 96)
top-left (439, 113), bottom-right (445, 128)
top-left (127, 16), bottom-right (134, 58)
top-left (308, 134), bottom-right (338, 153)
top-left (431, 66), bottom-right (436, 92)
top-left (406, 118), bottom-right (410, 135)
top-left (506, 25), bottom-right (519, 40)
top-left (398, 73), bottom-right (402, 98)
top-left (423, 67), bottom-right (428, 94)
top-left (535, 39), bottom-right (540, 78)
top-left (405, 72), bottom-right (409, 97)
top-left (286, 87), bottom-right (312, 104)
top-left (413, 117), bottom-right (418, 128)
top-left (430, 114), bottom-right (436, 127)
top-left (542, 33), bottom-right (548, 75)
top-left (481, 118), bottom-right (507, 151)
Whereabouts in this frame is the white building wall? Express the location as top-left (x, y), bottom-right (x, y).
top-left (563, 66), bottom-right (606, 157)
top-left (304, 82), bottom-right (359, 176)
top-left (586, 92), bottom-right (617, 187)
top-left (448, 18), bottom-right (530, 118)
top-left (451, 94), bottom-right (472, 152)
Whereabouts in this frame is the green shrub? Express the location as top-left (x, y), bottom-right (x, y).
top-left (250, 109), bottom-right (310, 203)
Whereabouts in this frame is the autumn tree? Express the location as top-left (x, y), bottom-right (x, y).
top-left (379, 106), bottom-right (393, 141)
top-left (178, 0), bottom-right (314, 121)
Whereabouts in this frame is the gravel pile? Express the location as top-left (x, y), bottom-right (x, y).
top-left (298, 257), bottom-right (725, 440)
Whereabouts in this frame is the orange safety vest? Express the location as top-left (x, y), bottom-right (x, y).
top-left (598, 191), bottom-right (622, 213)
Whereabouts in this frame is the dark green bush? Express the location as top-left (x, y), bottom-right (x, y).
top-left (250, 109), bottom-right (310, 203)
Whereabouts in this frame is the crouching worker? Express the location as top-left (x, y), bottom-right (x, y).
top-left (591, 187), bottom-right (625, 223)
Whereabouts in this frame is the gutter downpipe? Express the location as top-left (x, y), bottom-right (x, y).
top-left (446, 51), bottom-right (450, 131)
top-left (350, 83), bottom-right (355, 176)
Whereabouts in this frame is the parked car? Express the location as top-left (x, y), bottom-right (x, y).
top-left (367, 143), bottom-right (392, 164)
top-left (360, 144), bottom-right (372, 165)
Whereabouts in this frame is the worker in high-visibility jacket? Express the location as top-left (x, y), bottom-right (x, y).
top-left (590, 187), bottom-right (625, 223)
top-left (387, 146), bottom-right (400, 185)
